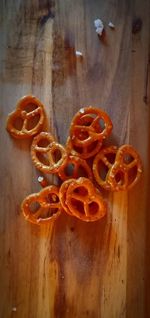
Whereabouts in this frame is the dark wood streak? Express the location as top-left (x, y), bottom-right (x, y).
top-left (51, 215), bottom-right (68, 318)
top-left (2, 0), bottom-right (54, 85)
top-left (132, 17), bottom-right (143, 34)
top-left (52, 213), bottom-right (109, 318)
top-left (39, 0), bottom-right (55, 26)
top-left (143, 56), bottom-right (150, 105)
top-left (52, 23), bottom-right (78, 142)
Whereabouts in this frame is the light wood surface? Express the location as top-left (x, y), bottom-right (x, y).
top-left (0, 1), bottom-right (150, 317)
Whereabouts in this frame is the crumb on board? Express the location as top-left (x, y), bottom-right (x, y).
top-left (108, 21), bottom-right (115, 29)
top-left (12, 307), bottom-right (17, 312)
top-left (94, 18), bottom-right (104, 36)
top-left (38, 176), bottom-right (48, 188)
top-left (75, 51), bottom-right (83, 57)
top-left (95, 26), bottom-right (104, 36)
top-left (79, 108), bottom-right (85, 114)
top-left (38, 176), bottom-right (44, 182)
top-left (94, 18), bottom-right (103, 29)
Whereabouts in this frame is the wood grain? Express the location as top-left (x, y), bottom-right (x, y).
top-left (0, 1), bottom-right (150, 317)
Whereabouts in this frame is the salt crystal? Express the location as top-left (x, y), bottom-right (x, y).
top-left (75, 51), bottom-right (83, 57)
top-left (79, 108), bottom-right (85, 114)
top-left (94, 19), bottom-right (104, 36)
top-left (94, 19), bottom-right (103, 29)
top-left (96, 26), bottom-right (104, 36)
top-left (38, 176), bottom-right (48, 188)
top-left (108, 21), bottom-right (115, 29)
top-left (38, 176), bottom-right (44, 182)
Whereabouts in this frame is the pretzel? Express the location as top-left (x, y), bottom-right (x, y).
top-left (93, 146), bottom-right (118, 190)
top-left (6, 95), bottom-right (45, 138)
top-left (107, 145), bottom-right (142, 191)
top-left (59, 179), bottom-right (75, 216)
top-left (66, 137), bottom-right (102, 159)
top-left (31, 132), bottom-right (68, 173)
top-left (66, 177), bottom-right (107, 222)
top-left (58, 155), bottom-right (93, 181)
top-left (21, 185), bottom-right (62, 225)
top-left (70, 107), bottom-right (113, 147)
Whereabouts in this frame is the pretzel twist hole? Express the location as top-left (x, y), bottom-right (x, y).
top-left (66, 137), bottom-right (102, 159)
top-left (58, 155), bottom-right (93, 181)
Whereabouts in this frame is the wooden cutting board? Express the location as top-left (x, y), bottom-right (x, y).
top-left (0, 1), bottom-right (150, 317)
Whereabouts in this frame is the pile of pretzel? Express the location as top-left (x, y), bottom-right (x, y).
top-left (6, 95), bottom-right (143, 224)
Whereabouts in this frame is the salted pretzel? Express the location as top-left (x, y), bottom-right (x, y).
top-left (21, 185), bottom-right (62, 225)
top-left (6, 95), bottom-right (45, 138)
top-left (93, 146), bottom-right (118, 190)
top-left (70, 107), bottom-right (113, 147)
top-left (107, 145), bottom-right (143, 191)
top-left (31, 132), bottom-right (68, 173)
top-left (66, 137), bottom-right (102, 159)
top-left (59, 179), bottom-right (75, 216)
top-left (58, 155), bottom-right (93, 181)
top-left (66, 177), bottom-right (107, 222)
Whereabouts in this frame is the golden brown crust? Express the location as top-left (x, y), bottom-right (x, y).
top-left (66, 136), bottom-right (102, 159)
top-left (31, 132), bottom-right (68, 173)
top-left (93, 146), bottom-right (118, 190)
top-left (70, 107), bottom-right (113, 147)
top-left (21, 185), bottom-right (62, 225)
top-left (65, 177), bottom-right (107, 222)
top-left (58, 155), bottom-right (93, 181)
top-left (59, 179), bottom-right (75, 216)
top-left (107, 144), bottom-right (143, 191)
top-left (6, 95), bottom-right (46, 139)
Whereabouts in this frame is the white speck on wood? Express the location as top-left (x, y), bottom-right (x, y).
top-left (108, 21), bottom-right (115, 29)
top-left (96, 26), bottom-right (104, 36)
top-left (38, 176), bottom-right (44, 182)
top-left (94, 19), bottom-right (104, 29)
top-left (94, 19), bottom-right (104, 36)
top-left (76, 51), bottom-right (83, 57)
top-left (12, 307), bottom-right (17, 312)
top-left (79, 108), bottom-right (85, 114)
